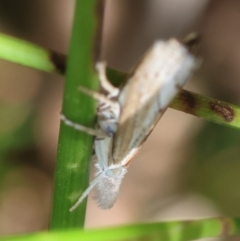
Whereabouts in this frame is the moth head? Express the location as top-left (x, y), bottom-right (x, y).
top-left (105, 166), bottom-right (126, 178)
top-left (94, 165), bottom-right (127, 209)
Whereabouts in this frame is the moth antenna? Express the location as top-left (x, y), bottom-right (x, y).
top-left (60, 114), bottom-right (108, 138)
top-left (69, 172), bottom-right (104, 212)
top-left (95, 61), bottom-right (119, 98)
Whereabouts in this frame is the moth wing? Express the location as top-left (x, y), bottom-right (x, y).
top-left (112, 39), bottom-right (196, 165)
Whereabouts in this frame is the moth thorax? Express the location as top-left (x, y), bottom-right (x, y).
top-left (94, 166), bottom-right (127, 209)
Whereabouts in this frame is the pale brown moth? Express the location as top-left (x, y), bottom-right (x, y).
top-left (61, 39), bottom-right (196, 210)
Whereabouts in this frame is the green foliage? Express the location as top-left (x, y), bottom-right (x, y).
top-left (1, 218), bottom-right (240, 241)
top-left (0, 0), bottom-right (239, 240)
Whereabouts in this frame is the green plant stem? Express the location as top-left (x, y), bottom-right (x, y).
top-left (0, 33), bottom-right (239, 129)
top-left (1, 218), bottom-right (240, 241)
top-left (49, 0), bottom-right (98, 229)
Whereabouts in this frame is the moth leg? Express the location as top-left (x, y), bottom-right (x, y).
top-left (60, 114), bottom-right (108, 138)
top-left (78, 86), bottom-right (120, 126)
top-left (96, 61), bottom-right (119, 98)
top-left (78, 86), bottom-right (118, 110)
top-left (69, 172), bottom-right (104, 211)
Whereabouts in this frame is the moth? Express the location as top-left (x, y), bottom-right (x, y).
top-left (61, 39), bottom-right (196, 210)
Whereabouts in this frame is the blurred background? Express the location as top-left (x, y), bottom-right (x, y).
top-left (0, 0), bottom-right (240, 239)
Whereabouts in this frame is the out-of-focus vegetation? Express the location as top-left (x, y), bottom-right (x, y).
top-left (0, 1), bottom-right (240, 241)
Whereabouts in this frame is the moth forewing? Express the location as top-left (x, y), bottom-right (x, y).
top-left (112, 39), bottom-right (196, 165)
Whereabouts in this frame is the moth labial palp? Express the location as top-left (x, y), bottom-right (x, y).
top-left (61, 38), bottom-right (197, 211)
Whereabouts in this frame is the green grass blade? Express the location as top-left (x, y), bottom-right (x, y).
top-left (1, 218), bottom-right (240, 241)
top-left (49, 0), bottom-right (98, 229)
top-left (0, 33), bottom-right (66, 74)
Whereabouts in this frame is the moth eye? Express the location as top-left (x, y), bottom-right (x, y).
top-left (105, 126), bottom-right (115, 136)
